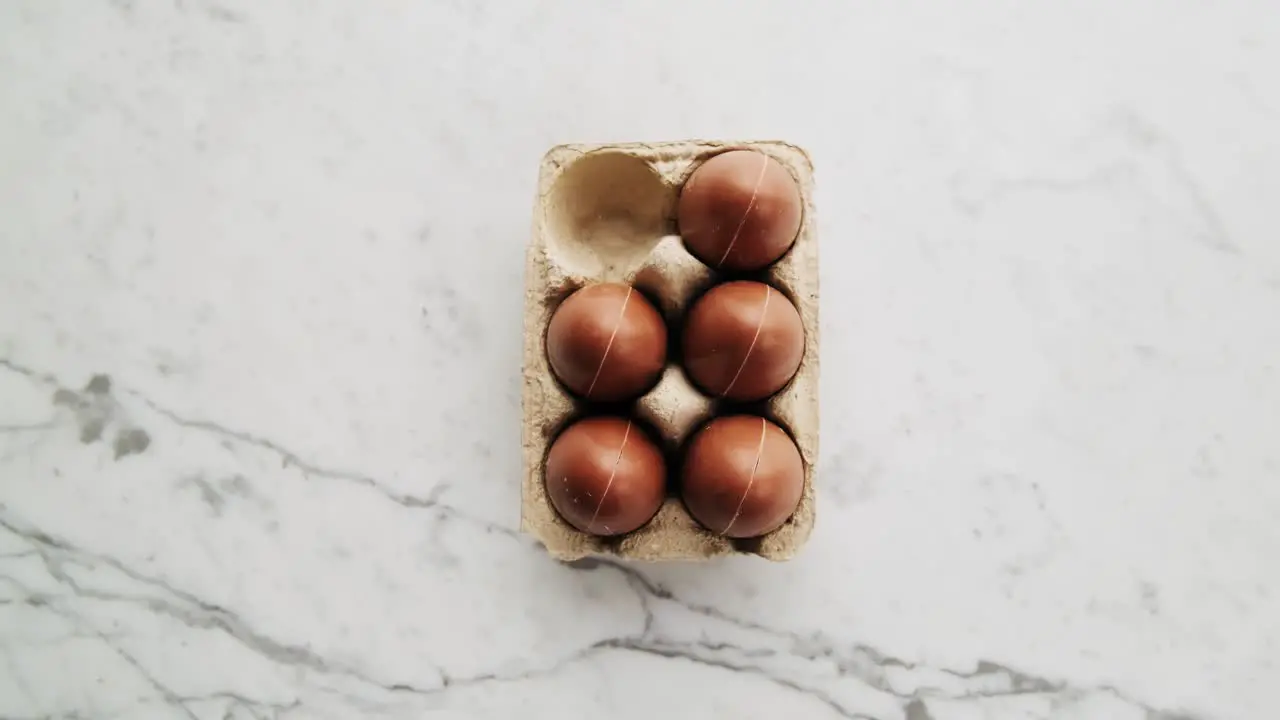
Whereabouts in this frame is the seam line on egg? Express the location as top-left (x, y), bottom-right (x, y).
top-left (723, 417), bottom-right (768, 536)
top-left (586, 286), bottom-right (631, 398)
top-left (589, 420), bottom-right (631, 532)
top-left (715, 153), bottom-right (770, 268)
top-left (721, 285), bottom-right (770, 398)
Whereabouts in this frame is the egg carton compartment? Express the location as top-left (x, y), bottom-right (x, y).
top-left (521, 139), bottom-right (819, 562)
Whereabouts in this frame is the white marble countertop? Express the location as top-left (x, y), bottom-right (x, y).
top-left (2, 2), bottom-right (1277, 719)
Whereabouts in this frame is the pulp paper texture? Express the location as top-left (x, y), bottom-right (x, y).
top-left (522, 140), bottom-right (819, 561)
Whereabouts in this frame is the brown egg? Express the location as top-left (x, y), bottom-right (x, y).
top-left (681, 281), bottom-right (804, 401)
top-left (681, 415), bottom-right (803, 538)
top-left (677, 150), bottom-right (803, 271)
top-left (546, 283), bottom-right (667, 401)
top-left (545, 416), bottom-right (667, 536)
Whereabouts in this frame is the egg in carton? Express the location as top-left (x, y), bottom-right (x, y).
top-left (521, 140), bottom-right (819, 562)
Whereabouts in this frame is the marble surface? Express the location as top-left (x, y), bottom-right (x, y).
top-left (1, 2), bottom-right (1278, 718)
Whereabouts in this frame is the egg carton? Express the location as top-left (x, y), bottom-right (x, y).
top-left (521, 139), bottom-right (819, 561)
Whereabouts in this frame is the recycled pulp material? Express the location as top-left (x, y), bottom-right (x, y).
top-left (521, 140), bottom-right (819, 561)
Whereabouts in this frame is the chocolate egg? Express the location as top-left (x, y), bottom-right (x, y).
top-left (545, 416), bottom-right (666, 536)
top-left (681, 281), bottom-right (804, 401)
top-left (681, 415), bottom-right (803, 538)
top-left (546, 283), bottom-right (667, 401)
top-left (677, 150), bottom-right (803, 271)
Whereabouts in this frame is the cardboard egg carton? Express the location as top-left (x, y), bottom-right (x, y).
top-left (521, 139), bottom-right (819, 561)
